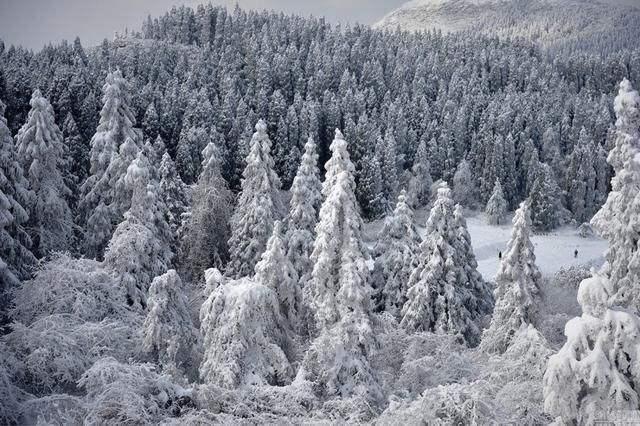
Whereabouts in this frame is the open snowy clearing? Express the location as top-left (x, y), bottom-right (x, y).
top-left (365, 209), bottom-right (608, 282)
top-left (464, 212), bottom-right (608, 281)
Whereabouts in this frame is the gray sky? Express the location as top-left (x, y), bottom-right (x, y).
top-left (0, 0), bottom-right (406, 50)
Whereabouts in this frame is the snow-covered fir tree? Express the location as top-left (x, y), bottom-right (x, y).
top-left (591, 79), bottom-right (640, 309)
top-left (0, 190), bottom-right (21, 328)
top-left (15, 89), bottom-right (72, 256)
top-left (285, 136), bottom-right (322, 288)
top-left (407, 138), bottom-right (433, 208)
top-left (308, 129), bottom-right (372, 330)
top-left (227, 119), bottom-right (282, 278)
top-left (452, 204), bottom-right (494, 319)
top-left (529, 163), bottom-right (564, 232)
top-left (452, 160), bottom-right (475, 208)
top-left (302, 129), bottom-right (380, 401)
top-left (143, 269), bottom-right (197, 380)
top-left (0, 99), bottom-right (35, 282)
top-left (485, 179), bottom-right (508, 225)
top-left (482, 201), bottom-right (542, 354)
top-left (62, 112), bottom-right (88, 194)
top-left (357, 150), bottom-right (386, 219)
top-left (179, 142), bottom-right (233, 283)
top-left (567, 127), bottom-right (597, 223)
top-left (372, 190), bottom-right (421, 318)
top-left (176, 126), bottom-right (209, 185)
top-left (79, 70), bottom-right (140, 259)
top-left (103, 151), bottom-right (172, 310)
top-left (401, 184), bottom-right (486, 346)
top-left (142, 102), bottom-right (160, 141)
top-left (379, 127), bottom-right (400, 210)
top-left (255, 221), bottom-right (301, 331)
top-left (158, 152), bottom-right (188, 235)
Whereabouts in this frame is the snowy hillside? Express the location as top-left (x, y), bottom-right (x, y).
top-left (374, 0), bottom-right (640, 53)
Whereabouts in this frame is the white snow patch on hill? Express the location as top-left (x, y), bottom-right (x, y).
top-left (364, 209), bottom-right (608, 281)
top-left (463, 212), bottom-right (607, 281)
top-left (374, 0), bottom-right (640, 53)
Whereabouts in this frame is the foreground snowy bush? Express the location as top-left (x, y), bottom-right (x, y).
top-left (5, 254), bottom-right (142, 396)
top-left (482, 325), bottom-right (552, 424)
top-left (191, 380), bottom-right (318, 423)
top-left (10, 253), bottom-right (128, 325)
top-left (0, 342), bottom-right (25, 424)
top-left (6, 315), bottom-right (140, 395)
top-left (143, 269), bottom-right (199, 381)
top-left (544, 274), bottom-right (640, 424)
top-left (78, 357), bottom-right (193, 424)
top-left (199, 277), bottom-right (293, 388)
top-left (20, 394), bottom-right (86, 425)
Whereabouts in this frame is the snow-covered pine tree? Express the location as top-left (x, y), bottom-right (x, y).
top-left (357, 150), bottom-right (386, 219)
top-left (452, 159), bottom-right (475, 208)
top-left (104, 151), bottom-right (172, 310)
top-left (152, 135), bottom-right (166, 160)
top-left (79, 70), bottom-right (140, 259)
top-left (400, 184), bottom-right (483, 346)
top-left (406, 138), bottom-right (433, 208)
top-left (481, 202), bottom-right (541, 354)
top-left (0, 99), bottom-right (35, 281)
top-left (485, 179), bottom-right (508, 225)
top-left (453, 204), bottom-right (494, 319)
top-left (158, 152), bottom-right (188, 235)
top-left (285, 136), bottom-right (322, 287)
top-left (302, 129), bottom-right (380, 401)
top-left (143, 139), bottom-right (161, 181)
top-left (62, 112), bottom-right (89, 193)
top-left (255, 221), bottom-right (301, 331)
top-left (176, 126), bottom-right (210, 185)
top-left (529, 163), bottom-right (563, 232)
top-left (567, 127), bottom-right (597, 223)
top-left (481, 201), bottom-right (542, 354)
top-left (0, 188), bottom-right (21, 328)
top-left (143, 269), bottom-right (197, 380)
top-left (591, 79), bottom-right (640, 309)
top-left (308, 128), bottom-right (371, 330)
top-left (15, 89), bottom-right (72, 256)
top-left (227, 119), bottom-right (282, 278)
top-left (379, 127), bottom-right (399, 209)
top-left (180, 141), bottom-right (233, 283)
top-left (142, 102), bottom-right (160, 141)
top-left (107, 137), bottom-right (140, 217)
top-left (372, 189), bottom-right (421, 318)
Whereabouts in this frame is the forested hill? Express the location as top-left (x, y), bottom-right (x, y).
top-left (374, 0), bottom-right (640, 56)
top-left (0, 5), bottom-right (638, 224)
top-left (3, 4), bottom-right (640, 424)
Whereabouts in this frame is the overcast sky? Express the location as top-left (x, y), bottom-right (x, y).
top-left (0, 0), bottom-right (406, 50)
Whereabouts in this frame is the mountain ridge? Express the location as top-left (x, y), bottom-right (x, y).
top-left (374, 0), bottom-right (640, 54)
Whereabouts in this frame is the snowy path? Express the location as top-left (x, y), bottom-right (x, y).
top-left (464, 213), bottom-right (607, 281)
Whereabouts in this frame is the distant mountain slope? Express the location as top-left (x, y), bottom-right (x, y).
top-left (374, 0), bottom-right (640, 54)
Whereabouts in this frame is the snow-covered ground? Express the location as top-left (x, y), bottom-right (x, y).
top-left (464, 212), bottom-right (607, 281)
top-left (365, 208), bottom-right (608, 281)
